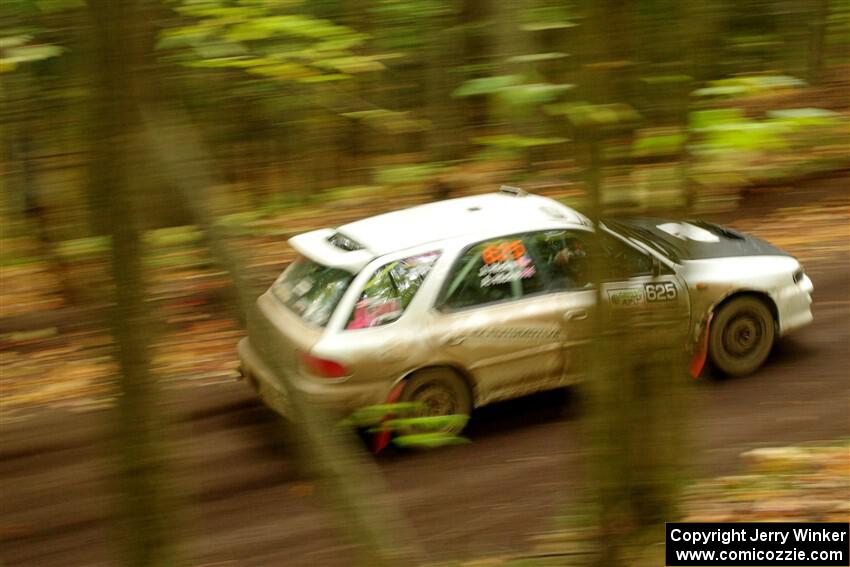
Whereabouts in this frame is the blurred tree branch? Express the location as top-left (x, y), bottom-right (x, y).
top-left (140, 104), bottom-right (425, 567)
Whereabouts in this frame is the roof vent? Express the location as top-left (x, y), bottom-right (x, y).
top-left (327, 232), bottom-right (363, 251)
top-left (499, 185), bottom-right (527, 197)
top-left (688, 220), bottom-right (746, 240)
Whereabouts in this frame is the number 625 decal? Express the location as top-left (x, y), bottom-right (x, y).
top-left (644, 282), bottom-right (678, 302)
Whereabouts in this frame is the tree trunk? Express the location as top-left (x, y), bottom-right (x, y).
top-left (140, 105), bottom-right (425, 567)
top-left (426, 15), bottom-right (463, 164)
top-left (572, 3), bottom-right (692, 562)
top-left (87, 1), bottom-right (180, 565)
top-left (460, 0), bottom-right (491, 135)
top-left (807, 0), bottom-right (830, 86)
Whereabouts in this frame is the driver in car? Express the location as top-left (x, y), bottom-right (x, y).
top-left (553, 238), bottom-right (591, 288)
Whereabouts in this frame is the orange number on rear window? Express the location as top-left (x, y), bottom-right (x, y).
top-left (482, 240), bottom-right (525, 264)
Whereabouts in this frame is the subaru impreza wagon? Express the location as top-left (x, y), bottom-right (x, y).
top-left (238, 186), bottom-right (813, 429)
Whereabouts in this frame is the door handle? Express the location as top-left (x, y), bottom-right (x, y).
top-left (442, 335), bottom-right (465, 347)
top-left (564, 310), bottom-right (588, 321)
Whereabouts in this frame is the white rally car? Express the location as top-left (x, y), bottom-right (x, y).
top-left (238, 187), bottom-right (814, 429)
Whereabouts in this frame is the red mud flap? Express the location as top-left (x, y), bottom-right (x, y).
top-left (371, 382), bottom-right (405, 454)
top-left (689, 314), bottom-right (712, 379)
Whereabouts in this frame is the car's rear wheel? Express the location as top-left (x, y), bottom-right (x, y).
top-left (709, 295), bottom-right (775, 377)
top-left (397, 368), bottom-right (472, 435)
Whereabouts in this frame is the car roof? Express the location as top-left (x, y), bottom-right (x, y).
top-left (337, 190), bottom-right (589, 255)
top-left (288, 189), bottom-right (591, 271)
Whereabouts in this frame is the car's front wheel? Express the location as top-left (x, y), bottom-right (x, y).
top-left (709, 295), bottom-right (776, 377)
top-left (398, 368), bottom-right (472, 435)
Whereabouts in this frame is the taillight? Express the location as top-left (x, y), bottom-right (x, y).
top-left (298, 351), bottom-right (349, 379)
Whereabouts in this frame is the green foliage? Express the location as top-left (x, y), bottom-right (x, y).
top-left (55, 236), bottom-right (110, 260)
top-left (766, 107), bottom-right (842, 127)
top-left (453, 75), bottom-right (524, 98)
top-left (377, 414), bottom-right (469, 433)
top-left (507, 53), bottom-right (569, 64)
top-left (340, 402), bottom-right (425, 429)
top-left (368, 0), bottom-right (455, 52)
top-left (0, 255), bottom-right (42, 267)
top-left (497, 83), bottom-right (574, 109)
top-left (3, 0), bottom-right (850, 275)
top-left (0, 0), bottom-right (82, 73)
top-left (342, 109), bottom-right (430, 133)
top-left (454, 74), bottom-right (575, 126)
top-left (519, 3), bottom-right (577, 31)
top-left (339, 402), bottom-right (470, 450)
top-left (392, 432), bottom-right (470, 449)
top-left (160, 1), bottom-right (383, 84)
top-left (689, 108), bottom-right (747, 131)
top-left (219, 210), bottom-right (266, 232)
top-left (472, 134), bottom-right (567, 160)
top-left (34, 0), bottom-right (85, 11)
top-left (373, 163), bottom-right (447, 185)
top-left (632, 132), bottom-right (687, 158)
top-left (473, 134), bottom-right (567, 150)
top-left (690, 108), bottom-right (788, 151)
top-left (693, 74), bottom-right (807, 99)
top-left (0, 38), bottom-right (63, 73)
top-left (317, 185), bottom-right (383, 203)
top-left (548, 102), bottom-right (642, 130)
top-left (639, 74), bottom-right (692, 86)
top-left (688, 104), bottom-right (849, 188)
top-left (145, 226), bottom-right (203, 248)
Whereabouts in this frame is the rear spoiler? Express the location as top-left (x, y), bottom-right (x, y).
top-left (288, 228), bottom-right (375, 273)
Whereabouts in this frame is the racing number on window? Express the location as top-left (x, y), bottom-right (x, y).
top-left (482, 240), bottom-right (525, 264)
top-left (644, 282), bottom-right (677, 302)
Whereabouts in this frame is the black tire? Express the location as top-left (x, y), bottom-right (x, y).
top-left (709, 295), bottom-right (776, 377)
top-left (398, 368), bottom-right (472, 435)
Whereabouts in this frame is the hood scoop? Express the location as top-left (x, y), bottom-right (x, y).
top-left (656, 222), bottom-right (721, 243)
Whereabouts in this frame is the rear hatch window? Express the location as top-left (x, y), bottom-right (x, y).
top-left (271, 257), bottom-right (353, 327)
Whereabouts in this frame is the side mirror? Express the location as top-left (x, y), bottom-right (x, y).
top-left (651, 256), bottom-right (662, 277)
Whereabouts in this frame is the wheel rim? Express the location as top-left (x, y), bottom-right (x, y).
top-left (722, 311), bottom-right (764, 358)
top-left (413, 383), bottom-right (457, 417)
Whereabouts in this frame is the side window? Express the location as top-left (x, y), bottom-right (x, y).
top-left (346, 251), bottom-right (439, 329)
top-left (529, 230), bottom-right (595, 291)
top-left (442, 236), bottom-right (544, 310)
top-left (599, 232), bottom-right (655, 279)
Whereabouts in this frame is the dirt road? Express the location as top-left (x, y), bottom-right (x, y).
top-left (2, 175), bottom-right (848, 567)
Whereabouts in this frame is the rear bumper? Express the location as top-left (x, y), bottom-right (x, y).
top-left (237, 338), bottom-right (291, 415)
top-left (237, 338), bottom-right (388, 416)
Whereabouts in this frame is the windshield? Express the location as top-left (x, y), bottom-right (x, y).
top-left (271, 256), bottom-right (354, 327)
top-left (602, 219), bottom-right (680, 261)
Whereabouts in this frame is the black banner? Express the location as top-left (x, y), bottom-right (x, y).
top-left (666, 523), bottom-right (849, 566)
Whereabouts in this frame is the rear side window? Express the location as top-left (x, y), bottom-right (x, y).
top-left (441, 237), bottom-right (544, 310)
top-left (347, 251), bottom-right (440, 329)
top-left (272, 257), bottom-right (353, 327)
